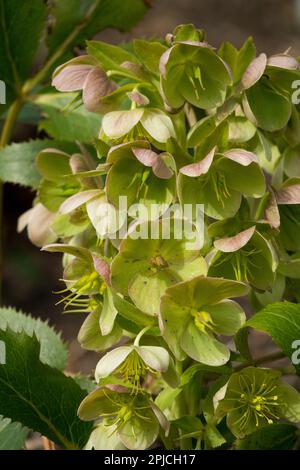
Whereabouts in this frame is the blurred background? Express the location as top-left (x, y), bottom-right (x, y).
top-left (3, 0), bottom-right (300, 374)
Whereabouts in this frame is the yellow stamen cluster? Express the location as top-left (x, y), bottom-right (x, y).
top-left (191, 309), bottom-right (215, 333)
top-left (116, 351), bottom-right (156, 392)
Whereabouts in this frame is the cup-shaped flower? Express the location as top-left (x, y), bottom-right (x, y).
top-left (95, 343), bottom-right (170, 390)
top-left (106, 141), bottom-right (176, 220)
top-left (241, 52), bottom-right (300, 131)
top-left (111, 218), bottom-right (207, 315)
top-left (78, 385), bottom-right (169, 450)
top-left (159, 36), bottom-right (232, 110)
top-left (214, 367), bottom-right (300, 438)
top-left (52, 55), bottom-right (117, 113)
top-left (160, 276), bottom-right (248, 365)
top-left (101, 108), bottom-right (175, 147)
top-left (178, 148), bottom-right (265, 220)
top-left (207, 226), bottom-right (277, 290)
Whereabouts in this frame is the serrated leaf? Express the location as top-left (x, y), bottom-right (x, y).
top-left (0, 0), bottom-right (47, 106)
top-left (236, 302), bottom-right (300, 374)
top-left (36, 94), bottom-right (102, 143)
top-left (0, 328), bottom-right (92, 449)
top-left (0, 306), bottom-right (68, 370)
top-left (0, 140), bottom-right (78, 188)
top-left (0, 415), bottom-right (29, 450)
top-left (47, 0), bottom-right (148, 58)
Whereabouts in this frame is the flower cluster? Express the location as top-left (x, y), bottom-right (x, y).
top-left (20, 24), bottom-right (300, 449)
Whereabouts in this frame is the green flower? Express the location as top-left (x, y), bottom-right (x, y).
top-left (207, 226), bottom-right (278, 290)
top-left (178, 147), bottom-right (265, 220)
top-left (241, 53), bottom-right (300, 131)
top-left (95, 340), bottom-right (169, 391)
top-left (111, 219), bottom-right (207, 315)
top-left (78, 385), bottom-right (169, 450)
top-left (214, 367), bottom-right (300, 438)
top-left (52, 55), bottom-right (117, 113)
top-left (159, 26), bottom-right (232, 110)
top-left (101, 108), bottom-right (175, 147)
top-left (160, 276), bottom-right (248, 365)
top-left (106, 141), bottom-right (176, 220)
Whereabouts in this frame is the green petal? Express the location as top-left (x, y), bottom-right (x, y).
top-left (85, 423), bottom-right (126, 450)
top-left (217, 156), bottom-right (265, 197)
top-left (277, 383), bottom-right (300, 423)
top-left (129, 269), bottom-right (179, 315)
top-left (180, 321), bottom-right (230, 365)
top-left (102, 109), bottom-right (144, 139)
top-left (95, 346), bottom-right (132, 381)
top-left (159, 295), bottom-right (190, 360)
top-left (140, 110), bottom-right (175, 143)
top-left (36, 148), bottom-right (70, 182)
top-left (111, 253), bottom-right (149, 296)
top-left (118, 412), bottom-right (159, 450)
top-left (100, 288), bottom-right (118, 335)
top-left (207, 299), bottom-right (246, 335)
top-left (78, 307), bottom-right (122, 352)
top-left (78, 387), bottom-right (118, 421)
top-left (136, 345), bottom-right (169, 372)
top-left (245, 80), bottom-right (292, 131)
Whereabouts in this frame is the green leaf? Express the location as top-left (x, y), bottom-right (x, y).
top-left (47, 0), bottom-right (148, 57)
top-left (0, 306), bottom-right (68, 370)
top-left (0, 139), bottom-right (78, 188)
top-left (236, 423), bottom-right (298, 450)
top-left (236, 302), bottom-right (300, 374)
top-left (0, 328), bottom-right (92, 449)
top-left (0, 415), bottom-right (29, 450)
top-left (36, 94), bottom-right (102, 143)
top-left (0, 0), bottom-right (47, 106)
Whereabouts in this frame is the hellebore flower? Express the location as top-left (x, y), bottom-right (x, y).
top-left (207, 226), bottom-right (278, 290)
top-left (240, 52), bottom-right (300, 131)
top-left (159, 276), bottom-right (248, 365)
top-left (78, 385), bottom-right (169, 450)
top-left (106, 141), bottom-right (176, 220)
top-left (111, 218), bottom-right (207, 315)
top-left (43, 244), bottom-right (121, 345)
top-left (214, 367), bottom-right (300, 438)
top-left (178, 147), bottom-right (265, 220)
top-left (101, 107), bottom-right (175, 146)
top-left (95, 330), bottom-right (170, 391)
top-left (159, 26), bottom-right (232, 110)
top-left (52, 55), bottom-right (117, 113)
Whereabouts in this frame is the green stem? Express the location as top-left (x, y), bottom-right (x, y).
top-left (234, 350), bottom-right (286, 371)
top-left (22, 0), bottom-right (101, 95)
top-left (0, 97), bottom-right (24, 301)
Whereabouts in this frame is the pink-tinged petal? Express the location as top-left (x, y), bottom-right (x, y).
top-left (276, 184), bottom-right (300, 204)
top-left (159, 47), bottom-right (173, 77)
top-left (121, 61), bottom-right (146, 79)
top-left (27, 204), bottom-right (56, 247)
top-left (132, 147), bottom-right (158, 167)
top-left (180, 147), bottom-right (216, 177)
top-left (52, 65), bottom-right (94, 92)
top-left (59, 190), bottom-right (101, 214)
top-left (223, 149), bottom-right (259, 166)
top-left (127, 90), bottom-right (149, 106)
top-left (241, 53), bottom-right (267, 90)
top-left (102, 109), bottom-right (144, 139)
top-left (152, 156), bottom-right (174, 179)
top-left (267, 54), bottom-right (299, 70)
top-left (92, 254), bottom-right (111, 286)
top-left (214, 226), bottom-right (256, 253)
top-left (265, 189), bottom-right (280, 229)
top-left (177, 40), bottom-right (215, 49)
top-left (149, 402), bottom-right (170, 436)
top-left (83, 68), bottom-right (117, 112)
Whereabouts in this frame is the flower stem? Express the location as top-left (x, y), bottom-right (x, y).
top-left (234, 350), bottom-right (287, 371)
